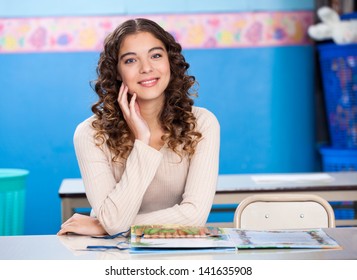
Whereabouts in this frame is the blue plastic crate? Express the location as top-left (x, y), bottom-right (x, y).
top-left (319, 147), bottom-right (357, 171)
top-left (334, 208), bottom-right (355, 220)
top-left (340, 12), bottom-right (357, 20)
top-left (317, 43), bottom-right (357, 148)
top-left (330, 201), bottom-right (356, 220)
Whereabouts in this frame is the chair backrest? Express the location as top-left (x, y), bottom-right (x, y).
top-left (234, 194), bottom-right (335, 229)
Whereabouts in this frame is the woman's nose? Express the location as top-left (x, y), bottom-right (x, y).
top-left (139, 60), bottom-right (153, 74)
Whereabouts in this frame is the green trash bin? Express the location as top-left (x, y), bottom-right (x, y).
top-left (0, 169), bottom-right (29, 235)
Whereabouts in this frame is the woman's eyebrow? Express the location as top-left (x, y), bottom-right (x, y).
top-left (119, 46), bottom-right (165, 60)
top-left (119, 52), bottom-right (136, 60)
top-left (148, 46), bottom-right (165, 53)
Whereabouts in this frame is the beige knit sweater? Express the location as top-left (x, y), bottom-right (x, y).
top-left (74, 106), bottom-right (220, 235)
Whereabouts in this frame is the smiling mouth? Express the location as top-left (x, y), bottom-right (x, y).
top-left (139, 78), bottom-right (159, 86)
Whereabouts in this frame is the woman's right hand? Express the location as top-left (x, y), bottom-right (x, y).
top-left (57, 213), bottom-right (107, 236)
top-left (118, 83), bottom-right (150, 144)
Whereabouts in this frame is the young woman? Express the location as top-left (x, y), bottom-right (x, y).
top-left (58, 18), bottom-right (220, 236)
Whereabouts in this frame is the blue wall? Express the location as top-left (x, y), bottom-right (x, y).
top-left (0, 53), bottom-right (98, 234)
top-left (0, 0), bottom-right (314, 17)
top-left (0, 0), bottom-right (316, 234)
top-left (186, 47), bottom-right (316, 173)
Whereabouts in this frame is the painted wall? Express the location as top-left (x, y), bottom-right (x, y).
top-left (0, 0), bottom-right (316, 234)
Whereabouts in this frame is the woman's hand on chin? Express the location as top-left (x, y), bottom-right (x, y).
top-left (57, 213), bottom-right (107, 236)
top-left (118, 83), bottom-right (151, 144)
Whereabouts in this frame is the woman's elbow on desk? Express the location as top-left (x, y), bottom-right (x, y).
top-left (96, 208), bottom-right (133, 236)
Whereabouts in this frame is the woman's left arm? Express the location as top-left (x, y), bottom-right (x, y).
top-left (134, 108), bottom-right (220, 226)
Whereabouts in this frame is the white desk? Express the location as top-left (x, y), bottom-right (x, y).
top-left (59, 172), bottom-right (357, 227)
top-left (0, 227), bottom-right (356, 260)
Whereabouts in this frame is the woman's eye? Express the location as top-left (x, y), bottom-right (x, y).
top-left (124, 58), bottom-right (136, 64)
top-left (152, 53), bottom-right (162, 59)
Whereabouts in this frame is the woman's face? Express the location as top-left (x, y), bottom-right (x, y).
top-left (117, 32), bottom-right (171, 103)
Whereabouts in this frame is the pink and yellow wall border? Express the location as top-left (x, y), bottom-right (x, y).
top-left (0, 12), bottom-right (313, 53)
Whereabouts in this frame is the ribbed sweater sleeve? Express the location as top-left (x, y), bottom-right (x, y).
top-left (73, 120), bottom-right (163, 235)
top-left (133, 108), bottom-right (220, 226)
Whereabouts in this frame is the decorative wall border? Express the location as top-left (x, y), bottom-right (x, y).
top-left (0, 12), bottom-right (313, 53)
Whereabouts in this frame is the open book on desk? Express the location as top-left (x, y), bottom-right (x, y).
top-left (129, 225), bottom-right (340, 253)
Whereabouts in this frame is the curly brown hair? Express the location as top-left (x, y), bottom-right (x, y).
top-left (91, 18), bottom-right (202, 162)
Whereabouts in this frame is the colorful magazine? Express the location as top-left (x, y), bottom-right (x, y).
top-left (129, 225), bottom-right (340, 253)
top-left (130, 225), bottom-right (235, 251)
top-left (227, 228), bottom-right (340, 249)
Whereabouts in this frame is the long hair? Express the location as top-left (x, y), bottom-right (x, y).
top-left (91, 18), bottom-right (202, 162)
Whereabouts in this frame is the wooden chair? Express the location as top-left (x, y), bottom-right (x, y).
top-left (234, 194), bottom-right (335, 229)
